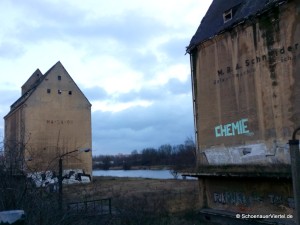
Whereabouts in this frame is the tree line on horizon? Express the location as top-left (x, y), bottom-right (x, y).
top-left (92, 138), bottom-right (196, 170)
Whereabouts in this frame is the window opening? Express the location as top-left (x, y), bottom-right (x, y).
top-left (223, 9), bottom-right (232, 23)
top-left (47, 89), bottom-right (51, 94)
top-left (58, 75), bottom-right (61, 80)
top-left (58, 90), bottom-right (62, 94)
top-left (69, 91), bottom-right (72, 95)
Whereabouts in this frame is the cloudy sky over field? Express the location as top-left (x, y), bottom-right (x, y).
top-left (0, 0), bottom-right (212, 155)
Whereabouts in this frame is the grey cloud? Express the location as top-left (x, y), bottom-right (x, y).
top-left (0, 89), bottom-right (20, 107)
top-left (11, 1), bottom-right (170, 49)
top-left (83, 86), bottom-right (109, 101)
top-left (127, 51), bottom-right (159, 73)
top-left (160, 37), bottom-right (190, 63)
top-left (1, 0), bottom-right (196, 155)
top-left (91, 94), bottom-right (194, 155)
top-left (166, 78), bottom-right (191, 95)
top-left (117, 86), bottom-right (164, 103)
top-left (116, 78), bottom-right (191, 103)
top-left (4, 0), bottom-right (187, 83)
top-left (92, 127), bottom-right (158, 155)
top-left (0, 90), bottom-right (21, 128)
top-left (14, 0), bottom-right (83, 25)
top-left (97, 12), bottom-right (168, 46)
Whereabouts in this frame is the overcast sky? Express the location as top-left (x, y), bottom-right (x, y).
top-left (0, 0), bottom-right (212, 155)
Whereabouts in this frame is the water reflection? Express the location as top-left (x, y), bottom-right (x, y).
top-left (93, 170), bottom-right (196, 180)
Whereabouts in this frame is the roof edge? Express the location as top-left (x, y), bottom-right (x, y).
top-left (186, 0), bottom-right (288, 54)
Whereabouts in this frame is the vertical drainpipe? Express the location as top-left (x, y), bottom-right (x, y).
top-left (189, 50), bottom-right (199, 167)
top-left (289, 127), bottom-right (300, 225)
top-left (189, 49), bottom-right (208, 209)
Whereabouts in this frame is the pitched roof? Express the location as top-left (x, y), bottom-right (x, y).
top-left (186, 0), bottom-right (287, 53)
top-left (21, 69), bottom-right (43, 95)
top-left (5, 61), bottom-right (91, 118)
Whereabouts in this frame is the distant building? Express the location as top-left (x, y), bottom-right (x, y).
top-left (4, 61), bottom-right (92, 177)
top-left (187, 0), bottom-right (299, 223)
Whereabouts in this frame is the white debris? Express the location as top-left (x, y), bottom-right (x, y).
top-left (0, 210), bottom-right (25, 224)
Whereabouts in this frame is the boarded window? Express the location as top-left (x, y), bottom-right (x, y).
top-left (223, 9), bottom-right (232, 23)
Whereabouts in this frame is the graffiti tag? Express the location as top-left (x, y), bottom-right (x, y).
top-left (215, 118), bottom-right (250, 137)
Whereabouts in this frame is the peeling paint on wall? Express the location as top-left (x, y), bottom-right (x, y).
top-left (204, 143), bottom-right (290, 165)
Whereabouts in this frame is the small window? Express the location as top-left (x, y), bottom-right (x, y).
top-left (47, 89), bottom-right (51, 94)
top-left (68, 91), bottom-right (72, 95)
top-left (223, 9), bottom-right (232, 23)
top-left (58, 75), bottom-right (61, 80)
top-left (58, 90), bottom-right (62, 94)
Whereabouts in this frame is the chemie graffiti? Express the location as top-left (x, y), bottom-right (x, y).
top-left (213, 191), bottom-right (294, 209)
top-left (215, 118), bottom-right (250, 137)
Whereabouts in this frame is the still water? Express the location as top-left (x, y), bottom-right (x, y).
top-left (93, 170), bottom-right (192, 179)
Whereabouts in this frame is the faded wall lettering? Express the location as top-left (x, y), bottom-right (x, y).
top-left (213, 191), bottom-right (294, 209)
top-left (46, 120), bottom-right (73, 125)
top-left (213, 192), bottom-right (247, 205)
top-left (214, 42), bottom-right (300, 85)
top-left (268, 194), bottom-right (283, 205)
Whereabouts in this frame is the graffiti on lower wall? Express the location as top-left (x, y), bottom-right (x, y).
top-left (214, 118), bottom-right (251, 137)
top-left (28, 169), bottom-right (91, 192)
top-left (213, 191), bottom-right (294, 209)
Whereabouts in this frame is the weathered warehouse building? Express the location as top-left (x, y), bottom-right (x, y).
top-left (4, 61), bottom-right (92, 177)
top-left (187, 0), bottom-right (299, 223)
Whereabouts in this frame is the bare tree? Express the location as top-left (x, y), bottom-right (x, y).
top-left (0, 139), bottom-right (74, 225)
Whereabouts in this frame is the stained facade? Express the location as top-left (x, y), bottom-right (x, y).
top-left (188, 0), bottom-right (299, 166)
top-left (187, 0), bottom-right (299, 222)
top-left (4, 61), bottom-right (92, 176)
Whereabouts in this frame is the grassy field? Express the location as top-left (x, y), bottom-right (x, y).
top-left (65, 176), bottom-right (200, 213)
top-left (62, 176), bottom-right (212, 225)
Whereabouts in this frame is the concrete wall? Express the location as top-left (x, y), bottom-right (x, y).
top-left (192, 1), bottom-right (300, 165)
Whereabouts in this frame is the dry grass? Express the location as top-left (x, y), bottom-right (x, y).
top-left (61, 177), bottom-right (225, 225)
top-left (64, 176), bottom-right (200, 213)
